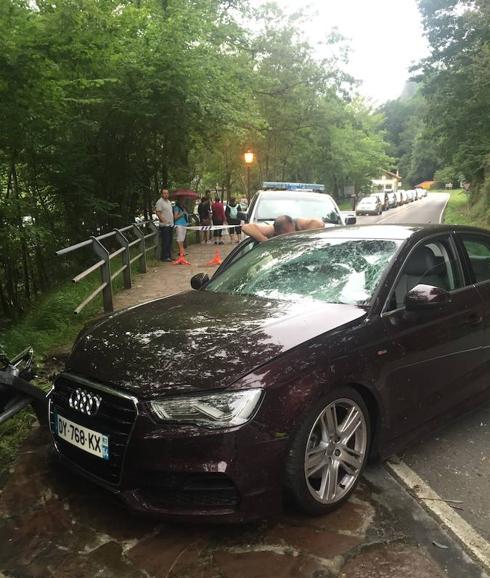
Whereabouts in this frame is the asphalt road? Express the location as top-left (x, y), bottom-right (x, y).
top-left (355, 191), bottom-right (448, 225)
top-left (358, 192), bottom-right (490, 548)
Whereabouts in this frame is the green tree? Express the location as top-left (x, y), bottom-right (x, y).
top-left (417, 0), bottom-right (490, 184)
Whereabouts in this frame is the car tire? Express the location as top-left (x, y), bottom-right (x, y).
top-left (284, 386), bottom-right (371, 516)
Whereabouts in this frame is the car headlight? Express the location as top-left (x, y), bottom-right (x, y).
top-left (150, 389), bottom-right (263, 429)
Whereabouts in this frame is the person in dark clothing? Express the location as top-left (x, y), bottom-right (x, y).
top-left (225, 196), bottom-right (243, 243)
top-left (197, 196), bottom-right (212, 244)
top-left (212, 196), bottom-right (226, 244)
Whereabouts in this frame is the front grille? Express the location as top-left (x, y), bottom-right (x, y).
top-left (49, 374), bottom-right (137, 485)
top-left (140, 472), bottom-right (240, 509)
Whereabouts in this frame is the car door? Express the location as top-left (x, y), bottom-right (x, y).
top-left (378, 234), bottom-right (485, 438)
top-left (455, 231), bottom-right (490, 398)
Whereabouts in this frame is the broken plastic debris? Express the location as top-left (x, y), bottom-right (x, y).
top-left (432, 540), bottom-right (449, 549)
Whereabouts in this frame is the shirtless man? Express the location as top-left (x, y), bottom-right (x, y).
top-left (242, 215), bottom-right (324, 242)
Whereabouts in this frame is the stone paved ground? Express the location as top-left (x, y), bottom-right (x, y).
top-left (0, 239), bottom-right (487, 578)
top-left (0, 429), bottom-right (474, 578)
top-left (114, 237), bottom-right (236, 310)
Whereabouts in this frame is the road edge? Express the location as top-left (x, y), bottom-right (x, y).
top-left (438, 192), bottom-right (451, 224)
top-left (386, 459), bottom-right (490, 573)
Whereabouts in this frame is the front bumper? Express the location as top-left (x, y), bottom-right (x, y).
top-left (49, 374), bottom-right (288, 523)
top-left (119, 421), bottom-right (287, 523)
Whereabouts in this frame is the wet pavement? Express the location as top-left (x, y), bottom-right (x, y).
top-left (401, 404), bottom-right (490, 543)
top-left (0, 427), bottom-right (485, 578)
top-left (114, 238), bottom-right (236, 311)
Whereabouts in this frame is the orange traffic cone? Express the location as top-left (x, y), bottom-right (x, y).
top-left (207, 248), bottom-right (223, 266)
top-left (173, 249), bottom-right (191, 266)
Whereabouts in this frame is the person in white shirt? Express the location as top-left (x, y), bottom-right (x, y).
top-left (155, 188), bottom-right (174, 261)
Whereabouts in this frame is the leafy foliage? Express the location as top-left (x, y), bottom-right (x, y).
top-left (0, 0), bottom-right (390, 320)
top-left (417, 0), bottom-right (490, 183)
top-left (380, 1), bottom-right (489, 194)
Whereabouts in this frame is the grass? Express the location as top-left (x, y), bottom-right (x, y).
top-left (337, 199), bottom-right (355, 211)
top-left (0, 250), bottom-right (161, 474)
top-left (1, 275), bottom-right (102, 360)
top-left (442, 188), bottom-right (490, 230)
top-left (441, 189), bottom-right (473, 226)
top-left (0, 275), bottom-right (102, 476)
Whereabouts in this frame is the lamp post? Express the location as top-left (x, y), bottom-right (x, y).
top-left (244, 150), bottom-right (254, 203)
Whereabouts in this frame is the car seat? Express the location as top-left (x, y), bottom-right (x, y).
top-left (394, 246), bottom-right (448, 308)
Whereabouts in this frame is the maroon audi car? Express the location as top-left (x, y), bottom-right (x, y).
top-left (49, 224), bottom-right (490, 522)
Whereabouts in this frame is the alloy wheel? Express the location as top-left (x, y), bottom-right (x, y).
top-left (304, 398), bottom-right (367, 504)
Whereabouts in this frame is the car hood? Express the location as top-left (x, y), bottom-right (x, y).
top-left (66, 291), bottom-right (366, 398)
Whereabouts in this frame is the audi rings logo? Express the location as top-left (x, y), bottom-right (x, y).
top-left (69, 388), bottom-right (102, 416)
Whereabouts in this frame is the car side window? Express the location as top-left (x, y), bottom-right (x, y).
top-left (325, 209), bottom-right (342, 225)
top-left (387, 236), bottom-right (462, 311)
top-left (459, 234), bottom-right (490, 284)
top-left (214, 239), bottom-right (257, 277)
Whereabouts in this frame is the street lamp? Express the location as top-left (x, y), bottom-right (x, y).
top-left (244, 150), bottom-right (254, 203)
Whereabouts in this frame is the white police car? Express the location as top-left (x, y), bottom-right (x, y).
top-left (246, 182), bottom-right (355, 226)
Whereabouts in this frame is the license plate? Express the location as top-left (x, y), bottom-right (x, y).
top-left (55, 414), bottom-right (109, 460)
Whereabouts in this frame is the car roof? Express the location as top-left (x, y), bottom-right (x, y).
top-left (256, 190), bottom-right (334, 200)
top-left (270, 223), bottom-right (490, 242)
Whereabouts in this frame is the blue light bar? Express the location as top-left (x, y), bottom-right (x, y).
top-left (262, 181), bottom-right (325, 192)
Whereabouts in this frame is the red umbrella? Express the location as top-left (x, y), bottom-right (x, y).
top-left (170, 189), bottom-right (199, 199)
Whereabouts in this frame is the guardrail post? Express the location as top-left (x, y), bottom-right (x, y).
top-left (148, 220), bottom-right (159, 258)
top-left (132, 224), bottom-right (147, 273)
top-left (114, 229), bottom-right (132, 289)
top-left (91, 237), bottom-right (113, 312)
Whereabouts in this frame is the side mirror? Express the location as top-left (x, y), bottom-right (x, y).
top-left (344, 215), bottom-right (357, 225)
top-left (190, 273), bottom-right (209, 290)
top-left (405, 284), bottom-right (451, 311)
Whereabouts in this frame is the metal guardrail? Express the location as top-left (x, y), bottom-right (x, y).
top-left (56, 220), bottom-right (159, 314)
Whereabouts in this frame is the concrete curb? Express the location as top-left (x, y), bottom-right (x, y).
top-left (438, 192), bottom-right (451, 223)
top-left (386, 460), bottom-right (490, 574)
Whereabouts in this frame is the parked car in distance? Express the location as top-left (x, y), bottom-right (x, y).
top-left (416, 187), bottom-right (427, 198)
top-left (356, 196), bottom-right (382, 216)
top-left (370, 191), bottom-right (388, 211)
top-left (387, 191), bottom-right (397, 209)
top-left (48, 224), bottom-right (490, 523)
top-left (405, 190), bottom-right (414, 203)
top-left (247, 182), bottom-right (356, 226)
top-left (395, 190), bottom-right (405, 206)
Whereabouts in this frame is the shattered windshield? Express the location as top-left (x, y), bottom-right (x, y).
top-left (206, 236), bottom-right (402, 305)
